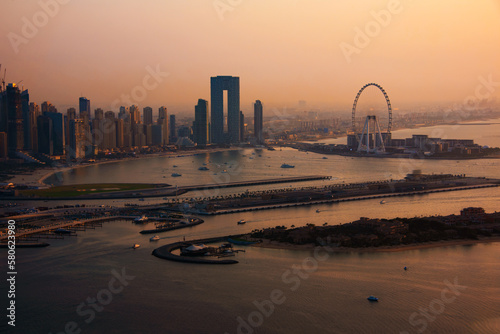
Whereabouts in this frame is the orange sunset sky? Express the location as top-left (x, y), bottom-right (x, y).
top-left (1, 0), bottom-right (499, 115)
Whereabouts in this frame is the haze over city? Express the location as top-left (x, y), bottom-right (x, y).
top-left (1, 0), bottom-right (500, 114)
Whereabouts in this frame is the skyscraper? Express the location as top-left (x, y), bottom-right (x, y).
top-left (21, 89), bottom-right (30, 150)
top-left (29, 103), bottom-right (40, 152)
top-left (67, 108), bottom-right (76, 120)
top-left (254, 100), bottom-right (263, 144)
top-left (0, 83), bottom-right (24, 156)
top-left (158, 106), bottom-right (169, 145)
top-left (79, 97), bottom-right (90, 119)
top-left (210, 76), bottom-right (240, 144)
top-left (193, 99), bottom-right (209, 146)
top-left (37, 115), bottom-right (53, 155)
top-left (169, 114), bottom-right (176, 143)
top-left (143, 107), bottom-right (153, 125)
top-left (158, 106), bottom-right (167, 120)
top-left (94, 108), bottom-right (104, 120)
top-left (68, 119), bottom-right (86, 159)
top-left (43, 110), bottom-right (65, 155)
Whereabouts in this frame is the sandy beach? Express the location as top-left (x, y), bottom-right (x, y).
top-left (250, 236), bottom-right (500, 253)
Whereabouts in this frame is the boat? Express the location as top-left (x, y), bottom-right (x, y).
top-left (54, 228), bottom-right (72, 234)
top-left (133, 244), bottom-right (140, 249)
top-left (367, 296), bottom-right (379, 302)
top-left (280, 163), bottom-right (295, 168)
top-left (134, 215), bottom-right (148, 223)
top-left (237, 220), bottom-right (246, 225)
top-left (139, 198), bottom-right (145, 201)
top-left (380, 200), bottom-right (386, 204)
top-left (322, 157), bottom-right (328, 159)
top-left (171, 173), bottom-right (182, 177)
top-left (150, 235), bottom-right (160, 242)
top-left (173, 165), bottom-right (178, 167)
top-left (198, 166), bottom-right (209, 171)
top-left (316, 209), bottom-right (321, 213)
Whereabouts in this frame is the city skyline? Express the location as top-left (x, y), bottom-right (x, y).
top-left (1, 1), bottom-right (499, 113)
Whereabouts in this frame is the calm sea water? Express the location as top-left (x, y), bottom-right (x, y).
top-left (2, 121), bottom-right (500, 333)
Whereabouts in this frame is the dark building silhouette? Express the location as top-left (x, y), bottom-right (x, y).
top-left (79, 97), bottom-right (90, 119)
top-left (143, 107), bottom-right (153, 125)
top-left (254, 100), bottom-right (263, 144)
top-left (193, 99), bottom-right (209, 146)
top-left (210, 76), bottom-right (240, 144)
top-left (21, 89), bottom-right (31, 150)
top-left (0, 84), bottom-right (24, 156)
top-left (43, 111), bottom-right (65, 155)
top-left (37, 115), bottom-right (53, 155)
top-left (169, 114), bottom-right (176, 143)
top-left (240, 111), bottom-right (244, 142)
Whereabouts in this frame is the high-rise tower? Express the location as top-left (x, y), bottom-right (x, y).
top-left (254, 100), bottom-right (263, 144)
top-left (193, 99), bottom-right (209, 146)
top-left (210, 76), bottom-right (240, 144)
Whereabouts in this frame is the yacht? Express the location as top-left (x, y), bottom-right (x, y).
top-left (171, 173), bottom-right (182, 177)
top-left (280, 163), bottom-right (295, 168)
top-left (54, 228), bottom-right (72, 234)
top-left (150, 235), bottom-right (160, 242)
top-left (134, 215), bottom-right (148, 223)
top-left (237, 220), bottom-right (246, 225)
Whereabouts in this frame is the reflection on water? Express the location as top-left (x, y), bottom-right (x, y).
top-left (7, 220), bottom-right (500, 334)
top-left (10, 121), bottom-right (500, 333)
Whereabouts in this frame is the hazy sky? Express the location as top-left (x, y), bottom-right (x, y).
top-left (1, 0), bottom-right (499, 115)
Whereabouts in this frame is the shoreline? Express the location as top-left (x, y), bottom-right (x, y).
top-left (250, 236), bottom-right (500, 253)
top-left (8, 147), bottom-right (242, 188)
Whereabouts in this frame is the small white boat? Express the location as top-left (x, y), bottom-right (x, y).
top-left (134, 215), bottom-right (148, 223)
top-left (367, 296), bottom-right (378, 302)
top-left (150, 235), bottom-right (160, 242)
top-left (133, 244), bottom-right (140, 249)
top-left (171, 173), bottom-right (182, 177)
top-left (380, 200), bottom-right (386, 204)
top-left (237, 220), bottom-right (246, 225)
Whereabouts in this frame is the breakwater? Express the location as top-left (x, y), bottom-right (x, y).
top-left (152, 236), bottom-right (240, 264)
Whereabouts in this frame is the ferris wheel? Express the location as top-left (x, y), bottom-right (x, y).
top-left (351, 83), bottom-right (393, 152)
